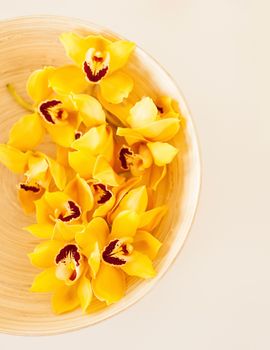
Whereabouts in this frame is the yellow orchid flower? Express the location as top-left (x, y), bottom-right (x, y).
top-left (114, 97), bottom-right (179, 189)
top-left (155, 96), bottom-right (181, 119)
top-left (68, 124), bottom-right (125, 184)
top-left (7, 66), bottom-right (77, 148)
top-left (18, 66), bottom-right (106, 148)
top-left (29, 240), bottom-right (92, 314)
top-left (60, 32), bottom-right (135, 104)
top-left (0, 144), bottom-right (66, 213)
top-left (116, 142), bottom-right (153, 177)
top-left (25, 175), bottom-right (93, 239)
top-left (108, 185), bottom-right (148, 222)
top-left (96, 90), bottom-right (180, 125)
top-left (106, 184), bottom-right (167, 231)
top-left (115, 141), bottom-right (177, 189)
top-left (117, 96), bottom-right (180, 144)
top-left (68, 153), bottom-right (141, 220)
top-left (88, 175), bottom-right (142, 219)
top-left (75, 210), bottom-right (162, 305)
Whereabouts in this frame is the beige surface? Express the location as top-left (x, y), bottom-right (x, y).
top-left (0, 0), bottom-right (269, 349)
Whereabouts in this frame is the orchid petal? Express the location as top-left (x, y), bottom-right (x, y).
top-left (77, 275), bottom-right (93, 312)
top-left (114, 185), bottom-right (148, 216)
top-left (27, 66), bottom-right (55, 104)
top-left (100, 71), bottom-right (133, 104)
top-left (45, 122), bottom-right (75, 148)
top-left (116, 127), bottom-right (147, 145)
top-left (108, 40), bottom-right (135, 73)
top-left (75, 217), bottom-right (109, 251)
top-left (35, 196), bottom-right (53, 225)
top-left (156, 96), bottom-right (180, 119)
top-left (26, 154), bottom-right (48, 182)
top-left (93, 193), bottom-right (115, 218)
top-left (138, 143), bottom-right (153, 169)
top-left (133, 230), bottom-right (162, 260)
top-left (71, 124), bottom-right (114, 163)
top-left (147, 142), bottom-right (178, 166)
top-left (44, 191), bottom-right (70, 211)
top-left (8, 114), bottom-right (45, 151)
top-left (53, 221), bottom-right (85, 242)
top-left (56, 145), bottom-right (69, 167)
top-left (68, 150), bottom-right (96, 179)
top-left (49, 65), bottom-right (88, 94)
top-left (92, 263), bottom-right (126, 305)
top-left (28, 240), bottom-right (64, 268)
top-left (111, 210), bottom-right (140, 238)
top-left (46, 156), bottom-right (67, 191)
top-left (0, 144), bottom-right (28, 174)
top-left (93, 155), bottom-right (124, 187)
top-left (127, 97), bottom-right (158, 128)
top-left (30, 267), bottom-right (62, 292)
top-left (96, 88), bottom-right (131, 126)
top-left (64, 174), bottom-right (94, 217)
top-left (134, 118), bottom-right (180, 142)
top-left (71, 93), bottom-right (106, 127)
top-left (139, 205), bottom-right (167, 231)
top-left (18, 186), bottom-right (44, 214)
top-left (88, 242), bottom-right (101, 278)
top-left (52, 283), bottom-right (79, 314)
top-left (121, 251), bottom-right (156, 278)
top-left (24, 223), bottom-right (54, 239)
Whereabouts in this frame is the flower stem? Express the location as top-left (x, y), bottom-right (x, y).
top-left (6, 84), bottom-right (34, 112)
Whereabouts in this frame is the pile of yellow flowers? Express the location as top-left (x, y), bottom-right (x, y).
top-left (0, 32), bottom-right (181, 314)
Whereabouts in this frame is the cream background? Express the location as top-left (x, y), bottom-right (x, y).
top-left (0, 0), bottom-right (269, 349)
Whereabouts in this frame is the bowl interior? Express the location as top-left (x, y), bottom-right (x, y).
top-left (0, 16), bottom-right (200, 335)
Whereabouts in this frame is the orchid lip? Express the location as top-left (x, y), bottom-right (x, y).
top-left (55, 244), bottom-right (80, 265)
top-left (83, 61), bottom-right (108, 83)
top-left (119, 146), bottom-right (134, 170)
top-left (19, 183), bottom-right (40, 193)
top-left (58, 200), bottom-right (81, 222)
top-left (102, 239), bottom-right (132, 266)
top-left (83, 48), bottom-right (110, 83)
top-left (55, 244), bottom-right (82, 283)
top-left (38, 99), bottom-right (67, 124)
top-left (93, 183), bottom-right (112, 204)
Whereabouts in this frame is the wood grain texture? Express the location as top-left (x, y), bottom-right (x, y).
top-left (0, 16), bottom-right (200, 335)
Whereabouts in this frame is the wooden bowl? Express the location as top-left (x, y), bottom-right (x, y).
top-left (0, 15), bottom-right (201, 335)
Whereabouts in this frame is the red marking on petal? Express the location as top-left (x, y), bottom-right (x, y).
top-left (75, 131), bottom-right (82, 140)
top-left (121, 244), bottom-right (129, 256)
top-left (103, 254), bottom-right (126, 266)
top-left (102, 239), bottom-right (127, 266)
top-left (93, 56), bottom-right (103, 63)
top-left (157, 106), bottom-right (164, 114)
top-left (55, 244), bottom-right (80, 265)
top-left (20, 183), bottom-right (40, 193)
top-left (83, 61), bottom-right (108, 83)
top-left (69, 269), bottom-right (77, 281)
top-left (93, 183), bottom-right (112, 204)
top-left (119, 146), bottom-right (134, 170)
top-left (58, 201), bottom-right (81, 222)
top-left (39, 100), bottom-right (62, 124)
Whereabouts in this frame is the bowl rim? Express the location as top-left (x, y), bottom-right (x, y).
top-left (0, 14), bottom-right (202, 336)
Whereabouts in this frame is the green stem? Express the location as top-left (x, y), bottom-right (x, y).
top-left (6, 84), bottom-right (34, 112)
